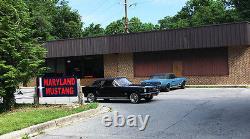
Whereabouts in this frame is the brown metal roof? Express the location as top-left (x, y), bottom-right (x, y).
top-left (45, 22), bottom-right (250, 58)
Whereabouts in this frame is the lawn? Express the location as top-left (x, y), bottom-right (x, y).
top-left (0, 103), bottom-right (98, 135)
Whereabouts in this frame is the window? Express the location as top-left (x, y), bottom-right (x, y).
top-left (169, 74), bottom-right (176, 79)
top-left (65, 56), bottom-right (104, 78)
top-left (102, 80), bottom-right (114, 87)
top-left (92, 81), bottom-right (101, 87)
top-left (115, 78), bottom-right (132, 86)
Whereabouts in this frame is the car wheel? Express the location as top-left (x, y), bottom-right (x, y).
top-left (180, 81), bottom-right (186, 89)
top-left (129, 93), bottom-right (141, 104)
top-left (87, 93), bottom-right (96, 103)
top-left (165, 84), bottom-right (170, 92)
top-left (145, 95), bottom-right (153, 102)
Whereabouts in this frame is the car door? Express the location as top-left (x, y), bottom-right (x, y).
top-left (112, 80), bottom-right (126, 97)
top-left (98, 80), bottom-right (114, 97)
top-left (170, 74), bottom-right (178, 87)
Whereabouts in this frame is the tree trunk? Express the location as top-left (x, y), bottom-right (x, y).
top-left (2, 90), bottom-right (16, 111)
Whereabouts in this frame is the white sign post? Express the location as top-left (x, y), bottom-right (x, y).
top-left (77, 79), bottom-right (84, 105)
top-left (34, 77), bottom-right (43, 105)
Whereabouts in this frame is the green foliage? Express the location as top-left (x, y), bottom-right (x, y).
top-left (129, 17), bottom-right (158, 32)
top-left (105, 17), bottom-right (159, 35)
top-left (105, 18), bottom-right (126, 35)
top-left (24, 0), bottom-right (83, 41)
top-left (159, 0), bottom-right (240, 29)
top-left (51, 0), bottom-right (83, 39)
top-left (231, 0), bottom-right (250, 21)
top-left (83, 23), bottom-right (105, 37)
top-left (0, 0), bottom-right (46, 110)
top-left (24, 0), bottom-right (58, 42)
top-left (21, 134), bottom-right (30, 139)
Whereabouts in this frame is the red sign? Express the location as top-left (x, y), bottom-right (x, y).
top-left (38, 77), bottom-right (78, 97)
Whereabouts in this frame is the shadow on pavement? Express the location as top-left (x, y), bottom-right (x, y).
top-left (85, 99), bottom-right (157, 104)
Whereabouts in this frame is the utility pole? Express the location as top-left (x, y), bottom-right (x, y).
top-left (124, 0), bottom-right (129, 33)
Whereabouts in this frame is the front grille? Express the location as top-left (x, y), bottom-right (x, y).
top-left (147, 87), bottom-right (158, 92)
top-left (142, 82), bottom-right (160, 86)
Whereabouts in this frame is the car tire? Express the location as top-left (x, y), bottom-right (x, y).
top-left (87, 93), bottom-right (96, 103)
top-left (129, 93), bottom-right (141, 104)
top-left (165, 84), bottom-right (170, 92)
top-left (180, 81), bottom-right (186, 89)
top-left (145, 95), bottom-right (153, 102)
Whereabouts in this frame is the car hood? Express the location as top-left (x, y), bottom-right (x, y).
top-left (141, 79), bottom-right (168, 83)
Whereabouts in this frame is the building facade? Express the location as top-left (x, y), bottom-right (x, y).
top-left (44, 22), bottom-right (250, 86)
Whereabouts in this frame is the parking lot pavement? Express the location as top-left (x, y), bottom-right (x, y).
top-left (33, 88), bottom-right (250, 139)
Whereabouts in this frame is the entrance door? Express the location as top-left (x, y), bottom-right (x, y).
top-left (173, 61), bottom-right (183, 77)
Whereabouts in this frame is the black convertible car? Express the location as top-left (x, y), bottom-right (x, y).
top-left (82, 77), bottom-right (159, 104)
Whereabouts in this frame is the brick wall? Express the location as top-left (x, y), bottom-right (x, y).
top-left (102, 46), bottom-right (250, 85)
top-left (104, 53), bottom-right (134, 80)
top-left (185, 46), bottom-right (250, 85)
top-left (25, 46), bottom-right (250, 87)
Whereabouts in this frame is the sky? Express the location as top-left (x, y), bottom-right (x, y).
top-left (67, 0), bottom-right (188, 28)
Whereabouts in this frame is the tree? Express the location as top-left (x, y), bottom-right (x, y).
top-left (51, 0), bottom-right (83, 39)
top-left (105, 17), bottom-right (158, 35)
top-left (24, 0), bottom-right (84, 41)
top-left (142, 23), bottom-right (159, 31)
top-left (24, 0), bottom-right (58, 42)
top-left (230, 0), bottom-right (250, 21)
top-left (159, 0), bottom-right (239, 29)
top-left (105, 18), bottom-right (125, 35)
top-left (129, 17), bottom-right (143, 32)
top-left (0, 0), bottom-right (46, 110)
top-left (83, 23), bottom-right (105, 37)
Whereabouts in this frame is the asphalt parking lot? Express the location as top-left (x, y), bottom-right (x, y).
top-left (31, 88), bottom-right (250, 139)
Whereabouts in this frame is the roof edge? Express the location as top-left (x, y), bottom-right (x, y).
top-left (46, 21), bottom-right (250, 43)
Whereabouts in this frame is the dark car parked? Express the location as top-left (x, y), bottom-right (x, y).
top-left (82, 77), bottom-right (159, 104)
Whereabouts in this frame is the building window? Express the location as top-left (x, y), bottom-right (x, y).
top-left (65, 56), bottom-right (104, 78)
top-left (46, 56), bottom-right (104, 78)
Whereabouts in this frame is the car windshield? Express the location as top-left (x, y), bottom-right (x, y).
top-left (115, 78), bottom-right (132, 86)
top-left (150, 75), bottom-right (171, 79)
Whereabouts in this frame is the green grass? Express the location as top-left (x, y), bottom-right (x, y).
top-left (0, 103), bottom-right (98, 135)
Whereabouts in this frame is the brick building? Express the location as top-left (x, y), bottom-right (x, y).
top-left (44, 22), bottom-right (250, 86)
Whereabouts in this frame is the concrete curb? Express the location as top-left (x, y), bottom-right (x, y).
top-left (0, 104), bottom-right (106, 139)
top-left (186, 85), bottom-right (249, 88)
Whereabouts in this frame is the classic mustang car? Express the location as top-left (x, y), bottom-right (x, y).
top-left (82, 77), bottom-right (159, 104)
top-left (141, 73), bottom-right (187, 92)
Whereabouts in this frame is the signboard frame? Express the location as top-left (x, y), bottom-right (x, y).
top-left (37, 76), bottom-right (78, 97)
